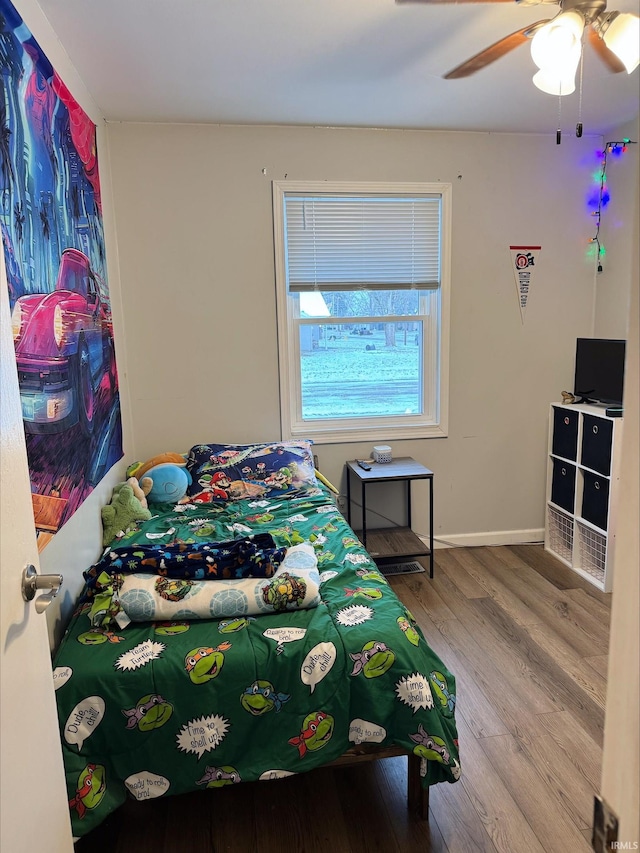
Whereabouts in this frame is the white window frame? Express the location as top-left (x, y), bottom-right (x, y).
top-left (273, 180), bottom-right (451, 444)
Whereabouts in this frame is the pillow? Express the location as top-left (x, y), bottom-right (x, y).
top-left (185, 441), bottom-right (318, 502)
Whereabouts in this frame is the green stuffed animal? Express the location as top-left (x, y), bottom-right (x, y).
top-left (101, 481), bottom-right (152, 546)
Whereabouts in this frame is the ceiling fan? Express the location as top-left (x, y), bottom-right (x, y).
top-left (396, 0), bottom-right (640, 85)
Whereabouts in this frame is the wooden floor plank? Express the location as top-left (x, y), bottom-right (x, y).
top-left (583, 654), bottom-right (609, 679)
top-left (433, 549), bottom-right (489, 599)
top-left (452, 715), bottom-right (547, 853)
top-left (73, 543), bottom-right (610, 853)
top-left (434, 570), bottom-right (562, 716)
top-left (428, 777), bottom-right (501, 853)
top-left (471, 548), bottom-right (610, 658)
top-left (333, 764), bottom-right (402, 853)
top-left (472, 596), bottom-right (606, 747)
top-left (478, 732), bottom-right (592, 852)
top-left (526, 624), bottom-right (608, 711)
top-left (507, 545), bottom-right (611, 604)
top-left (377, 757), bottom-right (450, 852)
top-left (391, 571), bottom-right (457, 627)
top-left (438, 547), bottom-right (543, 629)
top-left (521, 710), bottom-right (603, 832)
top-left (437, 617), bottom-right (547, 743)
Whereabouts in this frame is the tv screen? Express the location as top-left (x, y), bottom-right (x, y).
top-left (573, 338), bottom-right (626, 406)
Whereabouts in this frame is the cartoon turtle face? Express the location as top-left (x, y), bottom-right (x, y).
top-left (75, 763), bottom-right (106, 813)
top-left (350, 641), bottom-right (395, 678)
top-left (185, 643), bottom-right (231, 684)
top-left (289, 711), bottom-right (335, 757)
top-left (155, 577), bottom-right (194, 602)
top-left (240, 680), bottom-right (291, 716)
top-left (77, 630), bottom-right (108, 645)
top-left (154, 621), bottom-right (190, 636)
top-left (196, 765), bottom-right (241, 788)
top-left (303, 711), bottom-right (334, 751)
top-left (397, 616), bottom-right (420, 647)
top-left (218, 617), bottom-right (250, 634)
top-left (429, 671), bottom-right (455, 711)
top-left (409, 725), bottom-right (451, 764)
top-left (262, 572), bottom-right (307, 611)
top-left (123, 694), bottom-right (173, 731)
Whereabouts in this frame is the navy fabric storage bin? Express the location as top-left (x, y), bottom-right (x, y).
top-left (581, 471), bottom-right (609, 530)
top-left (581, 414), bottom-right (613, 475)
top-left (551, 459), bottom-right (576, 513)
top-left (552, 407), bottom-right (579, 460)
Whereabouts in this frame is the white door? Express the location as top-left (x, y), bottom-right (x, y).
top-left (0, 264), bottom-right (74, 852)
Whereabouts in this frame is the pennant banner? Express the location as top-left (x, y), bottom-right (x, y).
top-left (510, 246), bottom-right (541, 323)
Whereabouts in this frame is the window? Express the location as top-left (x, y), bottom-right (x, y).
top-left (273, 181), bottom-right (451, 443)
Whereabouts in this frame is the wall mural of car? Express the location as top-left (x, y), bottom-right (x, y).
top-left (11, 248), bottom-right (118, 437)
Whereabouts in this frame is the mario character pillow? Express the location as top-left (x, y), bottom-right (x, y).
top-left (186, 441), bottom-right (319, 503)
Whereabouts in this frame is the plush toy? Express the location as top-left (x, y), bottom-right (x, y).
top-left (125, 476), bottom-right (149, 509)
top-left (127, 452), bottom-right (187, 482)
top-left (101, 482), bottom-right (152, 546)
top-left (126, 452), bottom-right (191, 505)
top-left (140, 463), bottom-right (192, 505)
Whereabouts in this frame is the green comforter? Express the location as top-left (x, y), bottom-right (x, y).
top-left (53, 488), bottom-right (460, 837)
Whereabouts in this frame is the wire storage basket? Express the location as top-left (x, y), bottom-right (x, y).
top-left (547, 504), bottom-right (574, 563)
top-left (575, 521), bottom-right (607, 587)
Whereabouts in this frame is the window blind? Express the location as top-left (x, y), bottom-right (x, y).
top-left (283, 195), bottom-right (441, 292)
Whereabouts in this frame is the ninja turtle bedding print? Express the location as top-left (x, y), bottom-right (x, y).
top-left (53, 483), bottom-right (460, 838)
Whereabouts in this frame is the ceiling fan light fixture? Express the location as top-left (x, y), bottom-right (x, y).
top-left (532, 68), bottom-right (577, 96)
top-left (531, 11), bottom-right (584, 73)
top-left (601, 13), bottom-right (640, 74)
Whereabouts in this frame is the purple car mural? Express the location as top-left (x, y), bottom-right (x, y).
top-left (11, 248), bottom-right (118, 436)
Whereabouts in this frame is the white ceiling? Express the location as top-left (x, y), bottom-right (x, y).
top-left (36, 0), bottom-right (639, 135)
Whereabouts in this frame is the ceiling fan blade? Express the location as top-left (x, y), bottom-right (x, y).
top-left (397, 0), bottom-right (514, 4)
top-left (444, 21), bottom-right (550, 78)
top-left (587, 26), bottom-right (626, 73)
top-left (396, 0), bottom-right (513, 5)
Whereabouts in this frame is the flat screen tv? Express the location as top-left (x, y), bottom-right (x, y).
top-left (573, 338), bottom-right (626, 406)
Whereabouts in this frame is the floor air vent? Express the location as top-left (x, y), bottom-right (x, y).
top-left (379, 561), bottom-right (425, 576)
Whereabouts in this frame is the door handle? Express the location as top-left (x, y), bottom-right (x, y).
top-left (21, 564), bottom-right (63, 614)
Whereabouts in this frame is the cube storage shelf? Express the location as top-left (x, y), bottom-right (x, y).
top-left (544, 403), bottom-right (623, 592)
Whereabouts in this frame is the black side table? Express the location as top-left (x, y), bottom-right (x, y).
top-left (345, 457), bottom-right (434, 578)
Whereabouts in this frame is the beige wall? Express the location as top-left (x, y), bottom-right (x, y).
top-left (600, 117), bottom-right (639, 845)
top-left (2, 0), bottom-right (133, 649)
top-left (107, 122), bottom-right (612, 545)
top-left (594, 119), bottom-right (639, 338)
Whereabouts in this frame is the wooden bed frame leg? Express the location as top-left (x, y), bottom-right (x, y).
top-left (407, 753), bottom-right (429, 820)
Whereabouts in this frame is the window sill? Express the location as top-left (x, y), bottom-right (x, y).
top-left (288, 423), bottom-right (448, 445)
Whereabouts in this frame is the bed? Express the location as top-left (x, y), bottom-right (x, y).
top-left (52, 441), bottom-right (460, 838)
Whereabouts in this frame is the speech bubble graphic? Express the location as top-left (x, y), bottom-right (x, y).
top-left (301, 642), bottom-right (336, 693)
top-left (263, 627), bottom-right (307, 654)
top-left (319, 570), bottom-right (338, 584)
top-left (259, 769), bottom-right (297, 781)
top-left (65, 696), bottom-right (105, 750)
top-left (115, 640), bottom-right (165, 672)
top-left (395, 673), bottom-right (434, 714)
top-left (336, 605), bottom-right (374, 626)
top-left (53, 666), bottom-right (72, 690)
top-left (125, 771), bottom-right (170, 801)
top-left (176, 715), bottom-right (229, 759)
top-left (349, 718), bottom-right (387, 745)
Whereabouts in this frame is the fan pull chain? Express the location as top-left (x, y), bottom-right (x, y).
top-left (557, 89), bottom-right (562, 145)
top-left (576, 36), bottom-right (585, 138)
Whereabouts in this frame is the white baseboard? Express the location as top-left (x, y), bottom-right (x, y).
top-left (419, 529), bottom-right (545, 550)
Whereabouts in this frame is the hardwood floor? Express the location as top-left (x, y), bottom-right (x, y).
top-left (75, 545), bottom-right (609, 853)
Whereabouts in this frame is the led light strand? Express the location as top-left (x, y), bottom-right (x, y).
top-left (587, 138), bottom-right (636, 272)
